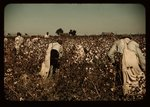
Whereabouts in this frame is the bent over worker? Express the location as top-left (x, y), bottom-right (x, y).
top-left (39, 39), bottom-right (63, 80)
top-left (108, 37), bottom-right (146, 96)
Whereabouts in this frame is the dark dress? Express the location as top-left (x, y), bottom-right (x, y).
top-left (50, 49), bottom-right (60, 74)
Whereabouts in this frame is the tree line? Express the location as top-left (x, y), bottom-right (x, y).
top-left (56, 28), bottom-right (76, 36)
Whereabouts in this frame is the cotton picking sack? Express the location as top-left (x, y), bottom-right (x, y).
top-left (122, 40), bottom-right (144, 95)
top-left (39, 44), bottom-right (53, 80)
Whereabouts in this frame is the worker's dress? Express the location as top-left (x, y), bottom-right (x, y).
top-left (122, 42), bottom-right (145, 95)
top-left (39, 42), bottom-right (63, 80)
top-left (14, 35), bottom-right (24, 54)
top-left (50, 49), bottom-right (60, 73)
top-left (108, 38), bottom-right (146, 95)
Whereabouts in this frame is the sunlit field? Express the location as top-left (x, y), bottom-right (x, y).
top-left (4, 34), bottom-right (146, 101)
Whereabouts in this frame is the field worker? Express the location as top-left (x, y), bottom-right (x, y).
top-left (31, 37), bottom-right (39, 43)
top-left (4, 37), bottom-right (8, 47)
top-left (44, 32), bottom-right (49, 38)
top-left (25, 38), bottom-right (32, 47)
top-left (39, 39), bottom-right (63, 80)
top-left (108, 37), bottom-right (146, 96)
top-left (14, 32), bottom-right (24, 55)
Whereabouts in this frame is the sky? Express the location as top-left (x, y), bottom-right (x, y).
top-left (4, 3), bottom-right (146, 35)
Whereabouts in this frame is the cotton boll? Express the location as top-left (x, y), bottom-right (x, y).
top-left (95, 55), bottom-right (99, 59)
top-left (109, 69), bottom-right (113, 73)
top-left (111, 87), bottom-right (115, 92)
top-left (90, 59), bottom-right (93, 63)
top-left (84, 77), bottom-right (88, 81)
top-left (19, 97), bottom-right (24, 101)
top-left (7, 68), bottom-right (12, 73)
top-left (14, 81), bottom-right (18, 85)
top-left (85, 58), bottom-right (88, 61)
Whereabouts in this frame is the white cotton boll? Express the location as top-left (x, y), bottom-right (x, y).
top-left (36, 84), bottom-right (39, 87)
top-left (25, 51), bottom-right (28, 54)
top-left (33, 47), bottom-right (36, 50)
top-left (111, 88), bottom-right (115, 92)
top-left (30, 51), bottom-right (33, 53)
top-left (109, 69), bottom-right (113, 73)
top-left (20, 45), bottom-right (24, 48)
top-left (90, 59), bottom-right (93, 63)
top-left (77, 45), bottom-right (82, 49)
top-left (95, 55), bottom-right (99, 59)
top-left (74, 60), bottom-right (77, 63)
top-left (14, 81), bottom-right (17, 85)
top-left (63, 76), bottom-right (67, 78)
top-left (89, 50), bottom-right (92, 55)
top-left (84, 77), bottom-right (88, 81)
top-left (7, 68), bottom-right (12, 73)
top-left (20, 97), bottom-right (24, 101)
top-left (85, 58), bottom-right (89, 61)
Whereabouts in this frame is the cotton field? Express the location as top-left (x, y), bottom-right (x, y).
top-left (4, 34), bottom-right (146, 101)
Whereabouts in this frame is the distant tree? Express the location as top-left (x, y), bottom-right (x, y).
top-left (56, 28), bottom-right (63, 36)
top-left (72, 30), bottom-right (76, 36)
top-left (69, 29), bottom-right (76, 36)
top-left (25, 33), bottom-right (28, 35)
top-left (69, 29), bottom-right (73, 36)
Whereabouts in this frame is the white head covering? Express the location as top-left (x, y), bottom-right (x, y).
top-left (124, 38), bottom-right (131, 44)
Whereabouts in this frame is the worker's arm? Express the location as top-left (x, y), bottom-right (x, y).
top-left (136, 47), bottom-right (146, 71)
top-left (108, 42), bottom-right (117, 64)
